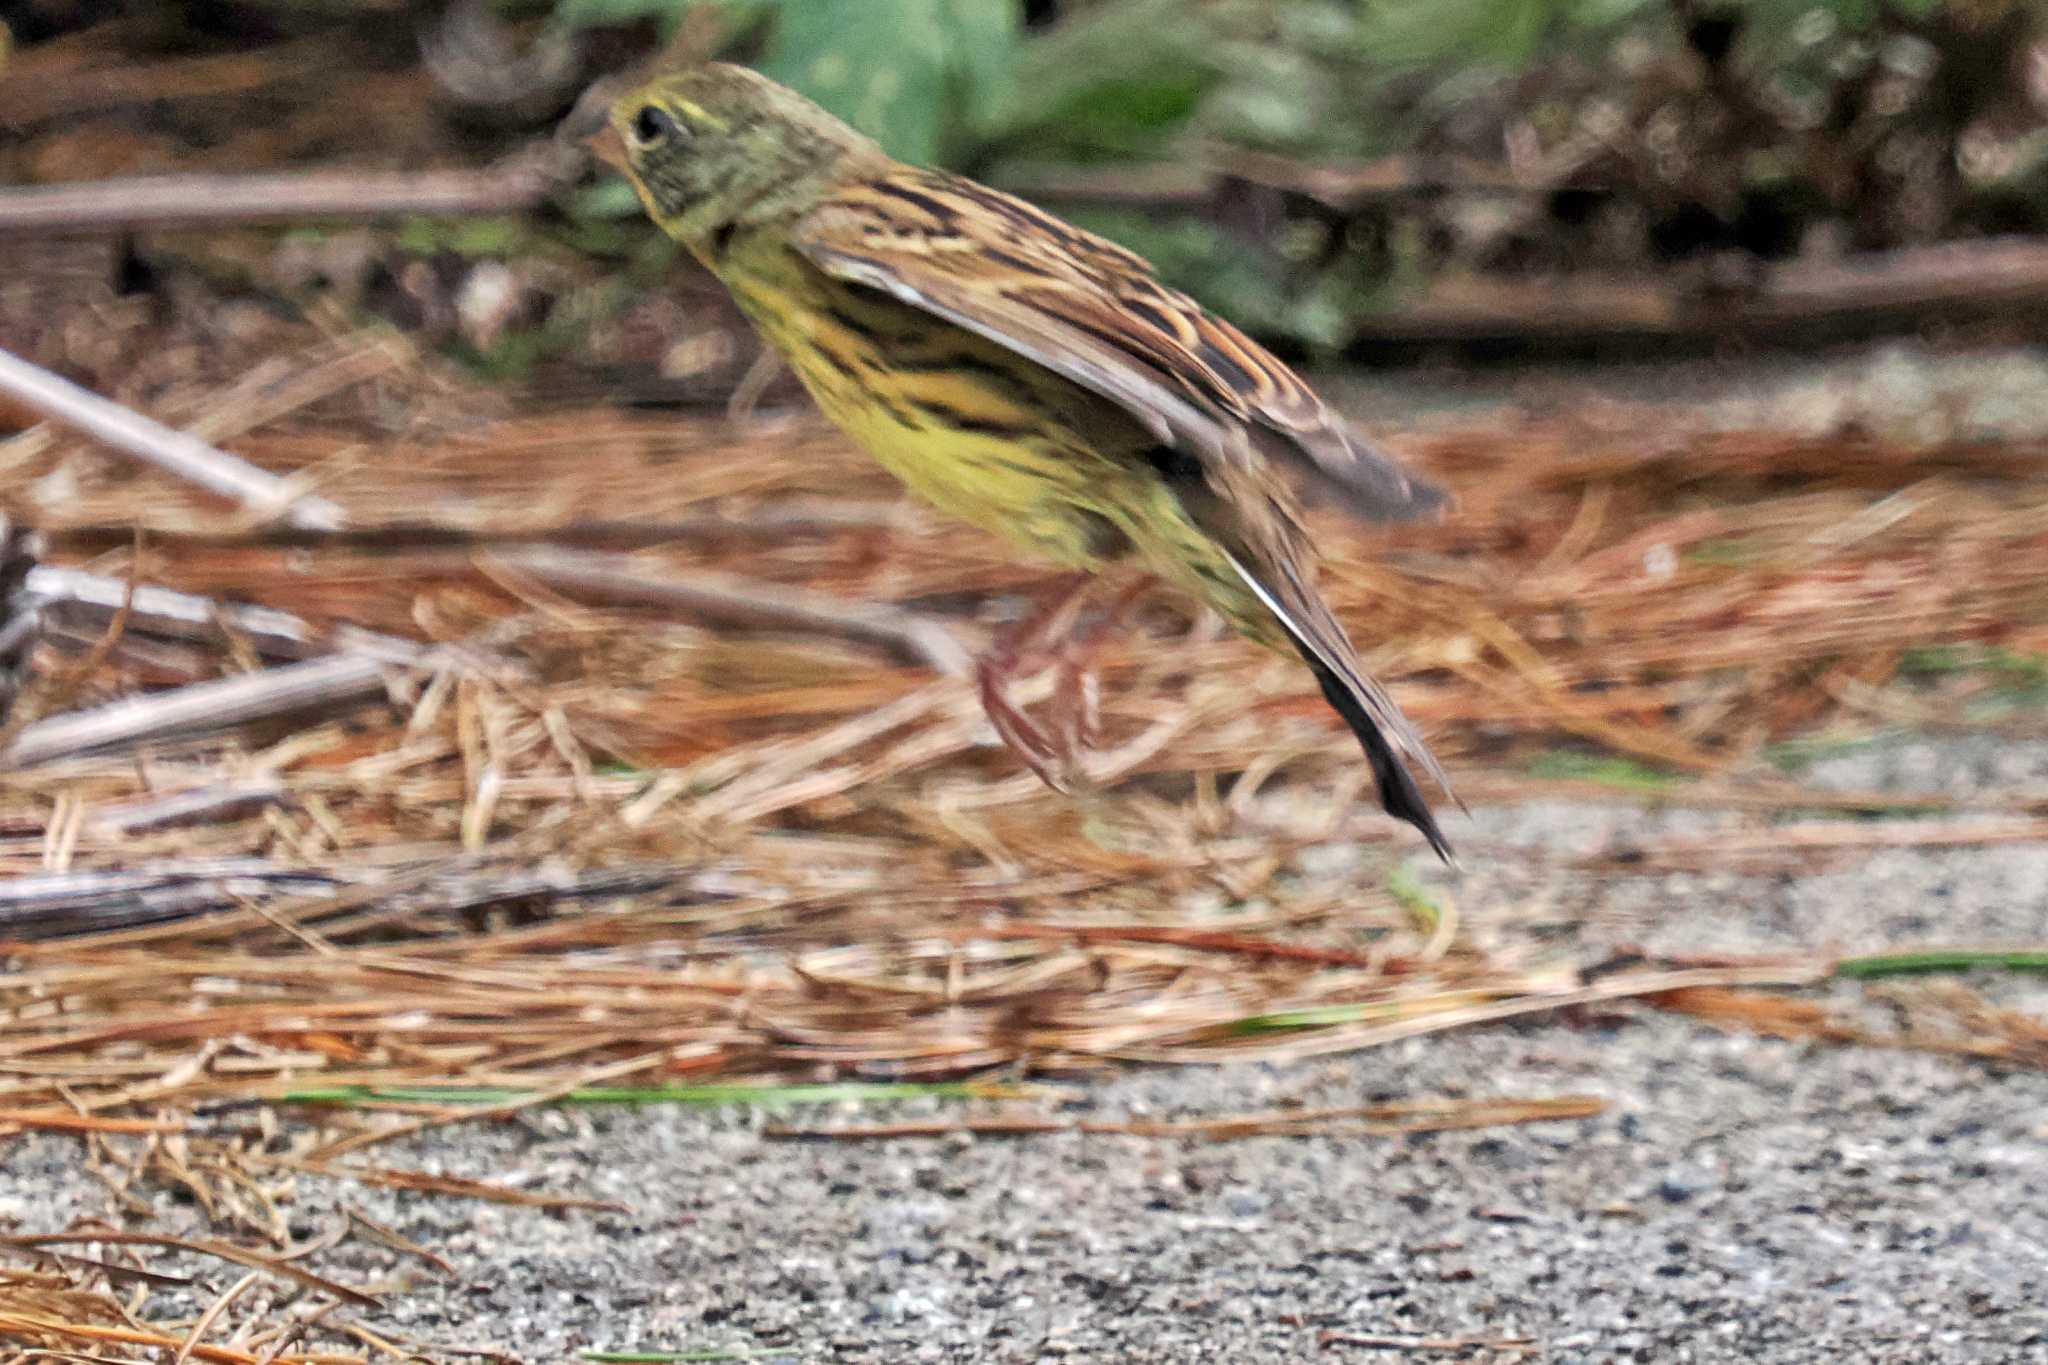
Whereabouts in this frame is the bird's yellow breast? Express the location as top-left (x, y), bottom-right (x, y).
top-left (713, 237), bottom-right (1135, 569)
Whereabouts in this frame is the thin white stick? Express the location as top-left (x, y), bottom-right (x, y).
top-left (1, 654), bottom-right (393, 767)
top-left (0, 346), bottom-right (347, 531)
top-left (0, 163), bottom-right (563, 235)
top-left (26, 565), bottom-right (425, 664)
top-left (87, 779), bottom-right (287, 834)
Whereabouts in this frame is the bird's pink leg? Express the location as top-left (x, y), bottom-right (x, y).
top-left (1049, 575), bottom-right (1153, 761)
top-left (977, 574), bottom-right (1096, 791)
top-left (977, 574), bottom-right (1154, 792)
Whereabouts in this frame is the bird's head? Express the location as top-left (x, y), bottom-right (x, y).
top-left (592, 63), bottom-right (879, 250)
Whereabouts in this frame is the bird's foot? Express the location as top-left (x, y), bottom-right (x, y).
top-left (977, 575), bottom-right (1150, 792)
top-left (978, 648), bottom-right (1087, 792)
top-left (1054, 642), bottom-right (1103, 758)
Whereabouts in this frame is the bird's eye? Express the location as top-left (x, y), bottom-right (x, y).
top-left (630, 105), bottom-right (678, 148)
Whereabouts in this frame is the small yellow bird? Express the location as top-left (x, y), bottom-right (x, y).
top-left (593, 62), bottom-right (1456, 860)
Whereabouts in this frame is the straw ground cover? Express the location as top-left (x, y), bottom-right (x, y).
top-left (1, 331), bottom-right (2046, 1359)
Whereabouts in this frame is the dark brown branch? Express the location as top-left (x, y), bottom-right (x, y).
top-left (40, 505), bottom-right (911, 556)
top-left (1349, 237), bottom-right (2048, 349)
top-left (489, 547), bottom-right (974, 677)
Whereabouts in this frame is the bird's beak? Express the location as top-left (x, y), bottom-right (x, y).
top-left (586, 123), bottom-right (629, 172)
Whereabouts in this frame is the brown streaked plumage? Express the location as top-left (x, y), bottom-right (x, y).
top-left (794, 171), bottom-right (1448, 523)
top-left (598, 63), bottom-right (1459, 860)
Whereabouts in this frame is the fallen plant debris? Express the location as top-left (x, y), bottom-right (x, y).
top-left (0, 1228), bottom-right (385, 1365)
top-left (0, 335), bottom-right (2044, 1123)
top-left (1316, 1329), bottom-right (1538, 1356)
top-left (763, 1094), bottom-right (1607, 1142)
top-left (0, 509), bottom-right (39, 724)
top-left (0, 345), bottom-right (344, 530)
top-left (1, 1233), bottom-right (379, 1310)
top-left (1, 294), bottom-right (2047, 1363)
top-left (1581, 814), bottom-right (2048, 873)
top-left (1654, 971), bottom-right (2048, 1070)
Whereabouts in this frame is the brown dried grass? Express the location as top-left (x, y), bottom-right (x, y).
top-left (1, 334), bottom-right (2046, 1353)
top-left (4, 340), bottom-right (2046, 1104)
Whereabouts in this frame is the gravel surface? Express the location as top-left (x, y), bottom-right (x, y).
top-left (8, 736), bottom-right (2047, 1364)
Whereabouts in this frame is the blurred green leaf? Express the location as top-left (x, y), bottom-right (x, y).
top-left (1359, 0), bottom-right (1550, 69)
top-left (1526, 751), bottom-right (1687, 791)
top-left (1357, 0), bottom-right (1657, 70)
top-left (995, 73), bottom-right (1210, 161)
top-left (1898, 644), bottom-right (2048, 683)
top-left (396, 216), bottom-right (529, 258)
top-left (572, 177), bottom-right (647, 221)
top-left (1205, 48), bottom-right (1321, 148)
top-left (1385, 864), bottom-right (1444, 932)
top-left (760, 0), bottom-right (1019, 164)
top-left (981, 0), bottom-right (1222, 161)
top-left (944, 0), bottom-right (1021, 126)
top-left (552, 0), bottom-right (1017, 163)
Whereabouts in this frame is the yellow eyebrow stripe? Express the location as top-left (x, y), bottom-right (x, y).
top-left (672, 98), bottom-right (727, 131)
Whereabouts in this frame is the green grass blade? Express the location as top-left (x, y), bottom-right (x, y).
top-left (1835, 948), bottom-right (2048, 978)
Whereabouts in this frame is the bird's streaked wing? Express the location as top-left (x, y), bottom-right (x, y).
top-left (792, 168), bottom-right (1448, 523)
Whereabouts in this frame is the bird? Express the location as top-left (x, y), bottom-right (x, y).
top-left (589, 61), bottom-right (1458, 861)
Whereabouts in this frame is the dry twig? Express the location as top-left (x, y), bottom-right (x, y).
top-left (0, 162), bottom-right (563, 236)
top-left (2, 655), bottom-right (399, 767)
top-left (0, 348), bottom-right (345, 531)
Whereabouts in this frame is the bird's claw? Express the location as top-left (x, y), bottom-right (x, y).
top-left (978, 648), bottom-right (1094, 794)
top-left (975, 574), bottom-right (1150, 793)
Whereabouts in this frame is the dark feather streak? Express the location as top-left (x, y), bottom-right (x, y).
top-left (870, 180), bottom-right (962, 228)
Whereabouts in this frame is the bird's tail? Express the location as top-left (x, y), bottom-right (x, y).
top-left (1224, 551), bottom-right (1456, 864)
top-left (1297, 648), bottom-right (1454, 864)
